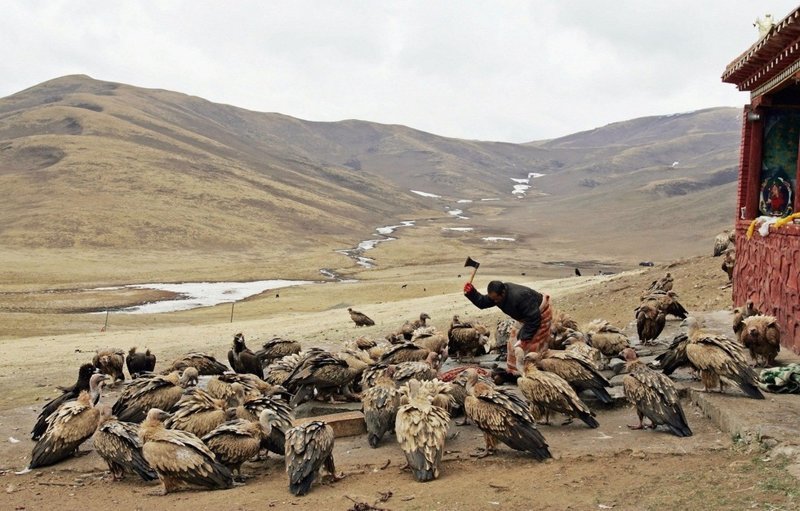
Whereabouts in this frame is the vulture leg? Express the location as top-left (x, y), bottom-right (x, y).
top-left (455, 417), bottom-right (470, 427)
top-left (627, 410), bottom-right (646, 430)
top-left (323, 454), bottom-right (343, 482)
top-left (471, 432), bottom-right (497, 458)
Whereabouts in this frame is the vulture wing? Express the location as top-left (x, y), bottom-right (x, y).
top-left (285, 421), bottom-right (335, 496)
top-left (95, 420), bottom-right (157, 481)
top-left (624, 365), bottom-right (692, 437)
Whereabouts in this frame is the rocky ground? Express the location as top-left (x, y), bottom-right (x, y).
top-left (1, 255), bottom-right (799, 510)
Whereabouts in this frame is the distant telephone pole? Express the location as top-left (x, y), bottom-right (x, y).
top-left (230, 302), bottom-right (235, 323)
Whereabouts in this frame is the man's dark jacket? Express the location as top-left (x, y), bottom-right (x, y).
top-left (465, 282), bottom-right (543, 340)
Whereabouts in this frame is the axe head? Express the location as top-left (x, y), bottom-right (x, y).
top-left (464, 256), bottom-right (480, 269)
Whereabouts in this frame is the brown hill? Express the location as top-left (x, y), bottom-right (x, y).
top-left (0, 75), bottom-right (741, 284)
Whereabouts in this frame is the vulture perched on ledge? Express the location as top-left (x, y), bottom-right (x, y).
top-left (463, 368), bottom-right (552, 460)
top-left (139, 408), bottom-right (234, 495)
top-left (32, 363), bottom-right (96, 440)
top-left (126, 347), bottom-right (156, 377)
top-left (285, 421), bottom-right (338, 496)
top-left (94, 407), bottom-right (157, 481)
top-left (682, 317), bottom-right (764, 399)
top-left (348, 307), bottom-right (375, 327)
top-left (621, 348), bottom-right (692, 437)
top-left (27, 374), bottom-right (108, 470)
top-left (395, 379), bottom-right (450, 481)
top-left (515, 349), bottom-right (599, 428)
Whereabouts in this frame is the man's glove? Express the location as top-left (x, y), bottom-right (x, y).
top-left (463, 282), bottom-right (475, 294)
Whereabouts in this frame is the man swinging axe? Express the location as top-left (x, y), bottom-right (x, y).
top-left (462, 257), bottom-right (551, 374)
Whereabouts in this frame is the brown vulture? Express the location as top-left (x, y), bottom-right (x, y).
top-left (583, 319), bottom-right (630, 357)
top-left (93, 348), bottom-right (126, 383)
top-left (395, 379), bottom-right (450, 481)
top-left (139, 408), bottom-right (234, 494)
top-left (379, 342), bottom-right (432, 365)
top-left (126, 347), bottom-right (156, 377)
top-left (528, 349), bottom-right (613, 404)
top-left (653, 333), bottom-right (691, 375)
top-left (682, 317), bottom-right (764, 399)
top-left (112, 369), bottom-right (196, 423)
top-left (284, 352), bottom-right (360, 406)
top-left (732, 300), bottom-right (761, 340)
top-left (361, 368), bottom-right (400, 447)
top-left (621, 348), bottom-right (692, 437)
top-left (391, 352), bottom-right (441, 386)
top-left (640, 291), bottom-right (689, 320)
top-left (516, 349), bottom-right (599, 428)
top-left (165, 388), bottom-right (229, 438)
top-left (398, 312), bottom-right (431, 340)
top-left (562, 331), bottom-right (604, 370)
top-left (348, 307), bottom-right (375, 327)
top-left (255, 337), bottom-right (302, 366)
top-left (713, 229), bottom-right (735, 257)
top-left (411, 327), bottom-right (449, 356)
top-left (635, 302), bottom-right (666, 344)
top-left (94, 407), bottom-right (157, 481)
top-left (163, 352), bottom-right (229, 375)
top-left (448, 315), bottom-right (491, 360)
top-left (31, 363), bottom-right (96, 440)
top-left (27, 374), bottom-right (107, 470)
top-left (202, 418), bottom-right (264, 478)
top-left (285, 421), bottom-right (338, 496)
top-left (463, 369), bottom-right (552, 460)
top-left (228, 333), bottom-right (264, 379)
top-left (741, 315), bottom-right (781, 367)
top-left (234, 394), bottom-right (294, 456)
top-left (721, 248), bottom-right (736, 282)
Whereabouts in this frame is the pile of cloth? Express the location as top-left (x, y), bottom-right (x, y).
top-left (759, 363), bottom-right (800, 393)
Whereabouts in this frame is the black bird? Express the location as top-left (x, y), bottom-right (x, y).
top-left (575, 268), bottom-right (582, 276)
top-left (31, 363), bottom-right (97, 440)
top-left (227, 333), bottom-right (264, 378)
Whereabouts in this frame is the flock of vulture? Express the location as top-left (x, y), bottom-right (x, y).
top-left (21, 261), bottom-right (783, 497)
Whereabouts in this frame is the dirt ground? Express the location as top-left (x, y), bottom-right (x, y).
top-left (1, 254), bottom-right (799, 510)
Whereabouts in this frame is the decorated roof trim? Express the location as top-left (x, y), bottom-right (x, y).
top-left (722, 7), bottom-right (800, 95)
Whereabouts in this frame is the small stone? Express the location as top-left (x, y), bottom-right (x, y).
top-left (762, 438), bottom-right (779, 449)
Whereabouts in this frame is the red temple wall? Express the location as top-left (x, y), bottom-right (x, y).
top-left (733, 219), bottom-right (800, 354)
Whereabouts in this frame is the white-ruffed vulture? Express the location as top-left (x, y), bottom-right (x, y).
top-left (348, 307), bottom-right (375, 327)
top-left (516, 349), bottom-right (599, 428)
top-left (139, 408), bottom-right (234, 494)
top-left (395, 379), bottom-right (450, 481)
top-left (32, 363), bottom-right (96, 440)
top-left (463, 368), bottom-right (551, 460)
top-left (228, 333), bottom-right (264, 379)
top-left (93, 348), bottom-right (126, 383)
top-left (682, 317), bottom-right (764, 399)
top-left (28, 374), bottom-right (107, 469)
top-left (621, 348), bottom-right (692, 437)
top-left (528, 349), bottom-right (612, 404)
top-left (285, 421), bottom-right (338, 496)
top-left (583, 319), bottom-right (631, 358)
top-left (740, 315), bottom-right (781, 367)
top-left (112, 369), bottom-right (196, 423)
top-left (94, 407), bottom-right (157, 481)
top-left (202, 418), bottom-right (263, 478)
top-left (126, 347), bottom-right (156, 377)
top-left (361, 368), bottom-right (400, 448)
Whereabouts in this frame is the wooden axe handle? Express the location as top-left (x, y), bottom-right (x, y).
top-left (468, 265), bottom-right (479, 284)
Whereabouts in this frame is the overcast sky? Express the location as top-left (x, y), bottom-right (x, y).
top-left (2, 1), bottom-right (798, 142)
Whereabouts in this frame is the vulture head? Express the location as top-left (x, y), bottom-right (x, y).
top-left (420, 313), bottom-right (431, 321)
top-left (233, 332), bottom-right (246, 347)
top-left (180, 367), bottom-right (199, 387)
top-left (679, 317), bottom-right (701, 336)
top-left (258, 409), bottom-right (274, 438)
top-left (145, 408), bottom-right (171, 424)
top-left (620, 347), bottom-right (638, 362)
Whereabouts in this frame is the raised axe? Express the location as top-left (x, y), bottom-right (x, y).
top-left (464, 256), bottom-right (480, 284)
